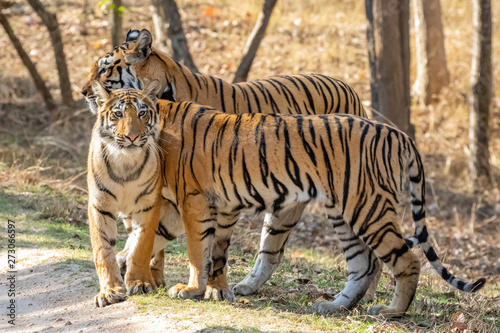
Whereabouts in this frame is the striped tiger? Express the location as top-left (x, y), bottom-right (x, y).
top-left (93, 84), bottom-right (485, 317)
top-left (87, 82), bottom-right (164, 307)
top-left (81, 29), bottom-right (381, 302)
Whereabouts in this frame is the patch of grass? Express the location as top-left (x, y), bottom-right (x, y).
top-left (0, 184), bottom-right (498, 332)
top-left (0, 184), bottom-right (127, 252)
top-left (130, 240), bottom-right (500, 332)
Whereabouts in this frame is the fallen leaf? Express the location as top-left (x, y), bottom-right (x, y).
top-left (451, 322), bottom-right (468, 332)
top-left (203, 6), bottom-right (216, 19)
top-left (451, 312), bottom-right (465, 322)
top-left (291, 251), bottom-right (304, 258)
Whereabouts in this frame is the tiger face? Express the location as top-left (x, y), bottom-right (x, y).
top-left (82, 29), bottom-right (178, 114)
top-left (92, 81), bottom-right (161, 150)
top-left (82, 50), bottom-right (140, 114)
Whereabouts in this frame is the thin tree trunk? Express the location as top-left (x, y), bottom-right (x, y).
top-left (233, 0), bottom-right (278, 83)
top-left (365, 0), bottom-right (413, 138)
top-left (27, 0), bottom-right (74, 108)
top-left (151, 0), bottom-right (170, 54)
top-left (157, 0), bottom-right (198, 73)
top-left (412, 0), bottom-right (449, 105)
top-left (469, 0), bottom-right (492, 192)
top-left (110, 0), bottom-right (123, 47)
top-left (0, 11), bottom-right (57, 113)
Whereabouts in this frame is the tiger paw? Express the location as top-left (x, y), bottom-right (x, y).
top-left (168, 283), bottom-right (204, 299)
top-left (232, 282), bottom-right (258, 296)
top-left (125, 278), bottom-right (157, 296)
top-left (94, 285), bottom-right (127, 307)
top-left (151, 268), bottom-right (166, 288)
top-left (204, 285), bottom-right (235, 302)
top-left (312, 299), bottom-right (348, 314)
top-left (368, 304), bottom-right (404, 318)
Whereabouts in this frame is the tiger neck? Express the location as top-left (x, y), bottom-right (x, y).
top-left (149, 49), bottom-right (237, 113)
top-left (92, 134), bottom-right (157, 183)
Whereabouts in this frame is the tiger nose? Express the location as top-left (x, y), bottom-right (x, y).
top-left (126, 134), bottom-right (138, 142)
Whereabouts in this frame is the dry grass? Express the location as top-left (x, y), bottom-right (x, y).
top-left (0, 0), bottom-right (499, 331)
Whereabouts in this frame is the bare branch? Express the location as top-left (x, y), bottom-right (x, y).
top-left (110, 0), bottom-right (123, 47)
top-left (27, 0), bottom-right (74, 108)
top-left (154, 0), bottom-right (198, 73)
top-left (412, 0), bottom-right (449, 105)
top-left (365, 0), bottom-right (414, 138)
top-left (469, 0), bottom-right (492, 191)
top-left (233, 0), bottom-right (277, 83)
top-left (0, 11), bottom-right (57, 113)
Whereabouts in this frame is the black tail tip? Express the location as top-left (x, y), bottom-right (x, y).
top-left (470, 277), bottom-right (487, 292)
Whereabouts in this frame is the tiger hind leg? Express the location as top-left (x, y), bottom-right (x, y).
top-left (362, 260), bottom-right (382, 302)
top-left (365, 213), bottom-right (421, 318)
top-left (150, 249), bottom-right (166, 287)
top-left (313, 215), bottom-right (380, 313)
top-left (233, 203), bottom-right (307, 296)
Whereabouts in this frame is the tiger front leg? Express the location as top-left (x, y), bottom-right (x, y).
top-left (124, 203), bottom-right (162, 296)
top-left (168, 194), bottom-right (216, 300)
top-left (88, 205), bottom-right (126, 307)
top-left (117, 200), bottom-right (185, 287)
top-left (205, 214), bottom-right (240, 302)
top-left (116, 216), bottom-right (133, 278)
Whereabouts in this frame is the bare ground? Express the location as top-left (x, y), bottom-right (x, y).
top-left (0, 248), bottom-right (206, 333)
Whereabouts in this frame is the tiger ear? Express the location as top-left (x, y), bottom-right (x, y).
top-left (142, 80), bottom-right (162, 103)
top-left (92, 82), bottom-right (110, 109)
top-left (125, 29), bottom-right (140, 42)
top-left (125, 29), bottom-right (152, 64)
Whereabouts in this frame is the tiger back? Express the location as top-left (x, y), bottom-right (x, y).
top-left (81, 29), bottom-right (366, 118)
top-left (150, 95), bottom-right (485, 318)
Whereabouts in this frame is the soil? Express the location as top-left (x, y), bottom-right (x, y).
top-left (0, 249), bottom-right (204, 333)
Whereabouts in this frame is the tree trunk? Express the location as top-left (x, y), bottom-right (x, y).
top-left (233, 0), bottom-right (278, 83)
top-left (150, 0), bottom-right (171, 54)
top-left (469, 0), bottom-right (492, 192)
top-left (365, 0), bottom-right (413, 138)
top-left (0, 11), bottom-right (57, 113)
top-left (27, 0), bottom-right (74, 109)
top-left (110, 0), bottom-right (123, 47)
top-left (412, 0), bottom-right (449, 105)
top-left (156, 0), bottom-right (198, 73)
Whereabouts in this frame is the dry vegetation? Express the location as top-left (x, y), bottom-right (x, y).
top-left (0, 0), bottom-right (499, 332)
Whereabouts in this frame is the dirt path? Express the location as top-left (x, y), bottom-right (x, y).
top-left (0, 249), bottom-right (205, 333)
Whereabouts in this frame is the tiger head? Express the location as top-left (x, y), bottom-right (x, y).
top-left (91, 80), bottom-right (162, 150)
top-left (82, 29), bottom-right (175, 114)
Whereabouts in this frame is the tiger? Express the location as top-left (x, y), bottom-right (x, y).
top-left (81, 28), bottom-right (384, 303)
top-left (87, 82), bottom-right (164, 307)
top-left (92, 83), bottom-right (486, 317)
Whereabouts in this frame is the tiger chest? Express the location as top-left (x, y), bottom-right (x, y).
top-left (94, 149), bottom-right (161, 216)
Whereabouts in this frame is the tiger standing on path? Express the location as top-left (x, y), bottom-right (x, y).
top-left (90, 83), bottom-right (485, 317)
top-left (81, 28), bottom-right (383, 306)
top-left (87, 82), bottom-right (164, 307)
